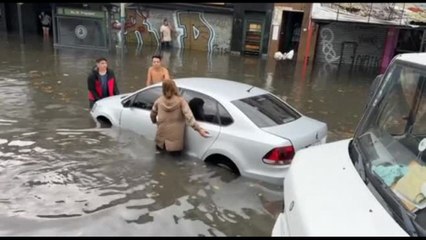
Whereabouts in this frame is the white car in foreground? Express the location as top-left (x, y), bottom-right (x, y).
top-left (91, 78), bottom-right (327, 184)
top-left (272, 53), bottom-right (426, 236)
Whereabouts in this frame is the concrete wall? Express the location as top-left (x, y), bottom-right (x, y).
top-left (120, 7), bottom-right (233, 52)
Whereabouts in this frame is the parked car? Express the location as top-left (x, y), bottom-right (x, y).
top-left (272, 53), bottom-right (426, 236)
top-left (90, 78), bottom-right (327, 184)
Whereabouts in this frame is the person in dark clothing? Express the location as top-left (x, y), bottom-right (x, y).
top-left (87, 57), bottom-right (120, 109)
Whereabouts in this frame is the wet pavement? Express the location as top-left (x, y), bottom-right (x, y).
top-left (0, 34), bottom-right (380, 236)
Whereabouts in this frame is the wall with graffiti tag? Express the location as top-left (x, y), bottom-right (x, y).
top-left (314, 22), bottom-right (387, 67)
top-left (111, 7), bottom-right (233, 52)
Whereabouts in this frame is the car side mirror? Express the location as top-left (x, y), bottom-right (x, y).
top-left (122, 99), bottom-right (131, 108)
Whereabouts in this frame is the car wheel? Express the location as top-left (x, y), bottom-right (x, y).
top-left (96, 116), bottom-right (112, 128)
top-left (205, 154), bottom-right (240, 175)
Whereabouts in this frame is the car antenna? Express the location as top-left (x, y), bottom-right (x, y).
top-left (247, 85), bottom-right (255, 92)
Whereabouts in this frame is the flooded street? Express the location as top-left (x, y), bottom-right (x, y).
top-left (0, 34), bottom-right (379, 236)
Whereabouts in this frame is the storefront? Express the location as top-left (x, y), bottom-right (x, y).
top-left (311, 3), bottom-right (426, 70)
top-left (231, 3), bottom-right (273, 56)
top-left (267, 3), bottom-right (313, 62)
top-left (119, 3), bottom-right (234, 52)
top-left (314, 22), bottom-right (387, 68)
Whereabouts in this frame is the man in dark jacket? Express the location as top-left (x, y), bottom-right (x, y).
top-left (87, 57), bottom-right (120, 109)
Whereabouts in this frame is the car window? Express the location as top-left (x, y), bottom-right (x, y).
top-left (377, 66), bottom-right (420, 135)
top-left (412, 83), bottom-right (426, 135)
top-left (132, 87), bottom-right (162, 110)
top-left (181, 90), bottom-right (220, 125)
top-left (218, 104), bottom-right (233, 126)
top-left (232, 93), bottom-right (301, 128)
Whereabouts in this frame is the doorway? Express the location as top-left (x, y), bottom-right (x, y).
top-left (242, 11), bottom-right (265, 56)
top-left (278, 11), bottom-right (303, 55)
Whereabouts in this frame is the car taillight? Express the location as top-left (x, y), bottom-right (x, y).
top-left (262, 146), bottom-right (295, 165)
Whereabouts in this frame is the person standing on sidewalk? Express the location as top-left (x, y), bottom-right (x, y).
top-left (146, 55), bottom-right (171, 86)
top-left (87, 57), bottom-right (120, 109)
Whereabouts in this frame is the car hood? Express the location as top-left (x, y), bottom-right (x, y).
top-left (96, 94), bottom-right (130, 107)
top-left (261, 116), bottom-right (327, 150)
top-left (281, 139), bottom-right (408, 236)
top-left (92, 94), bottom-right (131, 126)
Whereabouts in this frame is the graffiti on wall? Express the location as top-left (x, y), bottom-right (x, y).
top-left (354, 55), bottom-right (380, 67)
top-left (111, 8), bottom-right (161, 46)
top-left (174, 11), bottom-right (215, 52)
top-left (317, 23), bottom-right (385, 67)
top-left (112, 7), bottom-right (232, 52)
top-left (320, 27), bottom-right (340, 64)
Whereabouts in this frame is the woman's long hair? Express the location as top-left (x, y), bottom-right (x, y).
top-left (162, 79), bottom-right (180, 99)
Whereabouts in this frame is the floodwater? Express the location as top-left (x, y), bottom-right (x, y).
top-left (0, 34), bottom-right (380, 236)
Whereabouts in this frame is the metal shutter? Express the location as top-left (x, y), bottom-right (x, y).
top-left (315, 22), bottom-right (387, 67)
top-left (56, 17), bottom-right (107, 50)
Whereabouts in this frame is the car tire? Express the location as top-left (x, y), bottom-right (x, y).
top-left (97, 116), bottom-right (112, 128)
top-left (206, 155), bottom-right (240, 175)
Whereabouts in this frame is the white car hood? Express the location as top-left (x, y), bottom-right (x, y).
top-left (96, 94), bottom-right (130, 106)
top-left (282, 139), bottom-right (408, 236)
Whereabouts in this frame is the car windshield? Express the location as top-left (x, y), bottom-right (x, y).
top-left (232, 93), bottom-right (301, 128)
top-left (354, 60), bottom-right (426, 233)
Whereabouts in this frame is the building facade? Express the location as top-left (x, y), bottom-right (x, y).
top-left (314, 21), bottom-right (388, 68)
top-left (267, 3), bottom-right (316, 63)
top-left (311, 3), bottom-right (426, 71)
top-left (230, 3), bottom-right (273, 56)
top-left (118, 3), bottom-right (234, 53)
top-left (118, 3), bottom-right (273, 56)
top-left (266, 3), bottom-right (426, 72)
top-left (1, 3), bottom-right (275, 56)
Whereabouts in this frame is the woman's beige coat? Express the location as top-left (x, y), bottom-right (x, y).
top-left (150, 95), bottom-right (200, 152)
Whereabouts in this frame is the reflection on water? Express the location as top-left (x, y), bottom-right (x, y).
top-left (0, 34), bottom-right (379, 236)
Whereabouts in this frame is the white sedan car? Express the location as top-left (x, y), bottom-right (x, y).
top-left (90, 78), bottom-right (327, 184)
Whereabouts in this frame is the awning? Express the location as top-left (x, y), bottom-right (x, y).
top-left (311, 3), bottom-right (426, 28)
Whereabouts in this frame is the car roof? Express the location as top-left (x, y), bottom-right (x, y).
top-left (171, 77), bottom-right (270, 102)
top-left (395, 52), bottom-right (426, 66)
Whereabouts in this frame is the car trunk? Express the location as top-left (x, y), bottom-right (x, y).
top-left (261, 116), bottom-right (327, 151)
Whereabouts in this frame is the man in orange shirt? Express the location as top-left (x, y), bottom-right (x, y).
top-left (146, 55), bottom-right (171, 86)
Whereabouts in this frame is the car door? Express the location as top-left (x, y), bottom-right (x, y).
top-left (181, 89), bottom-right (222, 159)
top-left (120, 87), bottom-right (162, 140)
